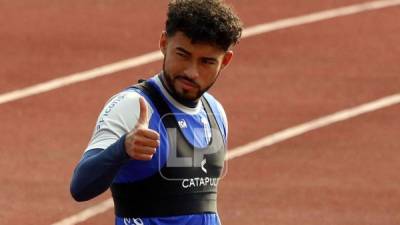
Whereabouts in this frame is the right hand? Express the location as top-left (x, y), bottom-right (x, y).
top-left (125, 97), bottom-right (160, 160)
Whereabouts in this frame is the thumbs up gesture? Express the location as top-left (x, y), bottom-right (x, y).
top-left (124, 97), bottom-right (160, 160)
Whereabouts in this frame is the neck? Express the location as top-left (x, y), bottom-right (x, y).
top-left (159, 73), bottom-right (199, 108)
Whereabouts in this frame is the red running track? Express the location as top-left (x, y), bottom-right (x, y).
top-left (0, 1), bottom-right (399, 224)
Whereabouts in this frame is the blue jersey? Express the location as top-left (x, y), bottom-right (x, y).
top-left (79, 75), bottom-right (228, 225)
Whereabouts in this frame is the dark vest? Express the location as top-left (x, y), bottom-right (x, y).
top-left (111, 81), bottom-right (226, 218)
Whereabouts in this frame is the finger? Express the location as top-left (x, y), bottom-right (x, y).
top-left (133, 136), bottom-right (160, 148)
top-left (135, 128), bottom-right (160, 140)
top-left (133, 146), bottom-right (157, 155)
top-left (137, 97), bottom-right (149, 126)
top-left (132, 152), bottom-right (154, 161)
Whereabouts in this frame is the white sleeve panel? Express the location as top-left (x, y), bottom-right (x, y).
top-left (85, 90), bottom-right (154, 152)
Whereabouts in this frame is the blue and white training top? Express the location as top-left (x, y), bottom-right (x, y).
top-left (70, 74), bottom-right (228, 225)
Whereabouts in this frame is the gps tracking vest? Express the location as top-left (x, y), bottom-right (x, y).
top-left (111, 81), bottom-right (226, 217)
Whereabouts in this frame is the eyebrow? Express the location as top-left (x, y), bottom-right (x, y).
top-left (176, 47), bottom-right (191, 55)
top-left (176, 47), bottom-right (218, 63)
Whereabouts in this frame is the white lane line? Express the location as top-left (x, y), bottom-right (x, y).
top-left (226, 93), bottom-right (400, 160)
top-left (0, 51), bottom-right (163, 105)
top-left (51, 93), bottom-right (400, 225)
top-left (242, 0), bottom-right (400, 38)
top-left (52, 199), bottom-right (114, 225)
top-left (1, 0), bottom-right (399, 106)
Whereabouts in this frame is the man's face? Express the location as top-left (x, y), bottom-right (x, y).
top-left (160, 31), bottom-right (233, 101)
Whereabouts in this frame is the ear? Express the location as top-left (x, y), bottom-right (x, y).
top-left (159, 31), bottom-right (168, 55)
top-left (220, 50), bottom-right (234, 69)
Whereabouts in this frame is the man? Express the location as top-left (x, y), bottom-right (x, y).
top-left (70, 0), bottom-right (242, 224)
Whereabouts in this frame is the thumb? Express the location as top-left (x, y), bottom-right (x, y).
top-left (137, 96), bottom-right (149, 126)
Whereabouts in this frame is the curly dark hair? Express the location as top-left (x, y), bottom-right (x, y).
top-left (166, 0), bottom-right (243, 51)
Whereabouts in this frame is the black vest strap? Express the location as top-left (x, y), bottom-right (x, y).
top-left (135, 80), bottom-right (179, 128)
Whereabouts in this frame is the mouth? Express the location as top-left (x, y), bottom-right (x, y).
top-left (176, 77), bottom-right (199, 90)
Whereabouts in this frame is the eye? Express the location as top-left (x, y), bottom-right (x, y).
top-left (176, 52), bottom-right (187, 58)
top-left (202, 58), bottom-right (216, 65)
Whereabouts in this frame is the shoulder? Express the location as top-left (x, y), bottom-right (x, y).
top-left (203, 93), bottom-right (228, 140)
top-left (85, 89), bottom-right (153, 151)
top-left (203, 93), bottom-right (227, 124)
top-left (100, 89), bottom-right (154, 119)
top-left (98, 90), bottom-right (139, 124)
top-left (104, 89), bottom-right (140, 110)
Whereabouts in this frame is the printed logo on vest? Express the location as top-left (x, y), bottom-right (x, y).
top-left (178, 119), bottom-right (187, 129)
top-left (201, 158), bottom-right (207, 174)
top-left (181, 177), bottom-right (219, 189)
top-left (123, 218), bottom-right (144, 225)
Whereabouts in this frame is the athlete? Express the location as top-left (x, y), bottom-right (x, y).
top-left (70, 0), bottom-right (242, 224)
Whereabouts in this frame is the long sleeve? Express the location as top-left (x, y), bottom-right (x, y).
top-left (70, 135), bottom-right (130, 202)
top-left (70, 90), bottom-right (145, 201)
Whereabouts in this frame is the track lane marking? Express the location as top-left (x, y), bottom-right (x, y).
top-left (226, 93), bottom-right (400, 160)
top-left (242, 0), bottom-right (400, 38)
top-left (1, 0), bottom-right (399, 106)
top-left (52, 199), bottom-right (114, 225)
top-left (0, 51), bottom-right (162, 105)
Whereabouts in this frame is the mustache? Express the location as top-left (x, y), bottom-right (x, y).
top-left (174, 75), bottom-right (200, 88)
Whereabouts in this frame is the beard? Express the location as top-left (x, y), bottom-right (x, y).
top-left (162, 58), bottom-right (220, 102)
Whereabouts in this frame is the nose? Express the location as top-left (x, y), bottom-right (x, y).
top-left (184, 62), bottom-right (199, 79)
